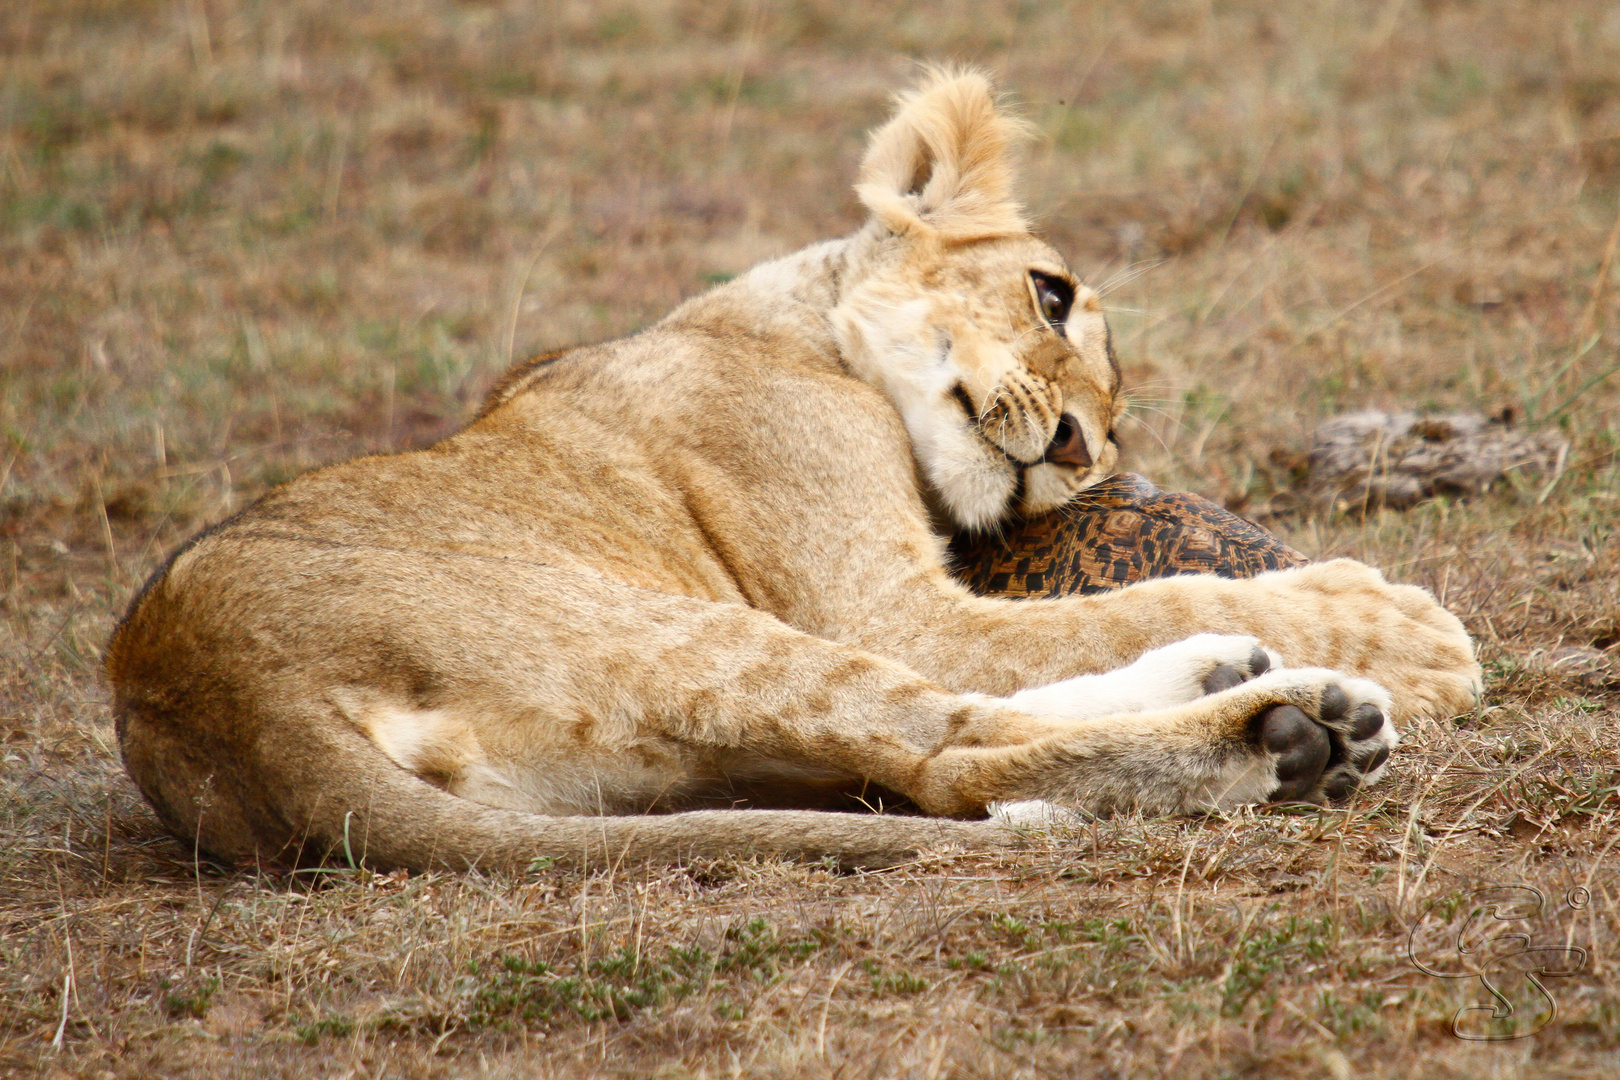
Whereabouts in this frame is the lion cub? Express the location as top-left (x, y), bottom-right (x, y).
top-left (108, 70), bottom-right (1479, 871)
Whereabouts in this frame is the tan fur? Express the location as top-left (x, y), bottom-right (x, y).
top-left (106, 71), bottom-right (1480, 873)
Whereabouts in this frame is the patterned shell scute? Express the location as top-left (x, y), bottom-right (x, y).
top-left (951, 474), bottom-right (1308, 599)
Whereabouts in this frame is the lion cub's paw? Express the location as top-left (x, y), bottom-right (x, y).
top-left (1005, 633), bottom-right (1275, 720)
top-left (1148, 632), bottom-right (1283, 696)
top-left (1224, 670), bottom-right (1398, 804)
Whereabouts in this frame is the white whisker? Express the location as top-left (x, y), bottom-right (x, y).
top-left (1097, 260), bottom-right (1165, 297)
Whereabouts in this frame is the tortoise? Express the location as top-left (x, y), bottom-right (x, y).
top-left (951, 472), bottom-right (1306, 599)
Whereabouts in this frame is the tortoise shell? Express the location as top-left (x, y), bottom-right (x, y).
top-left (950, 473), bottom-right (1306, 598)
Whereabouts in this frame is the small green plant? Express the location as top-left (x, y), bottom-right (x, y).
top-left (1316, 989), bottom-right (1383, 1036)
top-left (463, 917), bottom-right (823, 1031)
top-left (868, 967), bottom-right (930, 995)
top-left (161, 977), bottom-right (219, 1021)
top-left (946, 951), bottom-right (991, 971)
top-left (1078, 916), bottom-right (1138, 957)
top-left (718, 917), bottom-right (820, 974)
top-left (1543, 771), bottom-right (1620, 818)
top-left (1221, 912), bottom-right (1334, 1017)
top-left (292, 1014), bottom-right (355, 1045)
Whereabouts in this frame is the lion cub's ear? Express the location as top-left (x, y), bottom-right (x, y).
top-left (856, 67), bottom-right (1032, 242)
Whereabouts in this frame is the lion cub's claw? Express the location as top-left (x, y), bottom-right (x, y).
top-left (1319, 696), bottom-right (1395, 800)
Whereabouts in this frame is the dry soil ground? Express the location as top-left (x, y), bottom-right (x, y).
top-left (3, 1), bottom-right (1620, 1077)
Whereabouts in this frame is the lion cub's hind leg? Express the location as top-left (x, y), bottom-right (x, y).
top-left (936, 666), bottom-right (1399, 818)
top-left (994, 637), bottom-right (1399, 803)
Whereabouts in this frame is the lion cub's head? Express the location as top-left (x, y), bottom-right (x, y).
top-left (831, 70), bottom-right (1123, 532)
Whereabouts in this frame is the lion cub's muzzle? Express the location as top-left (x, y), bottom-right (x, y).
top-left (1043, 414), bottom-right (1093, 469)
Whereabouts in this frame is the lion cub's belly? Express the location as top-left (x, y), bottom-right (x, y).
top-left (347, 694), bottom-right (859, 815)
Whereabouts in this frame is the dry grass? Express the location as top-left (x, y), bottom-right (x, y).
top-left (4, 0), bottom-right (1620, 1075)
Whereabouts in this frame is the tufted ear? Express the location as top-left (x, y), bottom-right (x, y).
top-left (856, 67), bottom-right (1032, 242)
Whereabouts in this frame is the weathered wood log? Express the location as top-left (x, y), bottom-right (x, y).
top-left (1305, 410), bottom-right (1567, 511)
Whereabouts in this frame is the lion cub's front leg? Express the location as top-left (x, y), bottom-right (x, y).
top-left (1090, 560), bottom-right (1480, 723)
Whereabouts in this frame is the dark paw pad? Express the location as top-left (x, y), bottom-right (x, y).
top-left (1321, 736), bottom-right (1392, 800)
top-left (1321, 770), bottom-right (1356, 800)
top-left (1260, 705), bottom-right (1330, 802)
top-left (1203, 665), bottom-right (1245, 694)
top-left (1347, 703), bottom-right (1385, 740)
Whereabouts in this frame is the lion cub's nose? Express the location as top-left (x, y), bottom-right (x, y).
top-left (1043, 414), bottom-right (1093, 468)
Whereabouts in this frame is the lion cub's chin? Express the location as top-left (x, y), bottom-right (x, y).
top-left (932, 457), bottom-right (1116, 535)
top-left (1022, 458), bottom-right (1116, 518)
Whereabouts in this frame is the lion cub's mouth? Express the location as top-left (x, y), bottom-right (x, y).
top-left (949, 385), bottom-right (1039, 467)
top-left (952, 383), bottom-right (1110, 478)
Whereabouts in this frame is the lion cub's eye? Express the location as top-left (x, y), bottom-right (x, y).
top-left (1030, 272), bottom-right (1074, 329)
